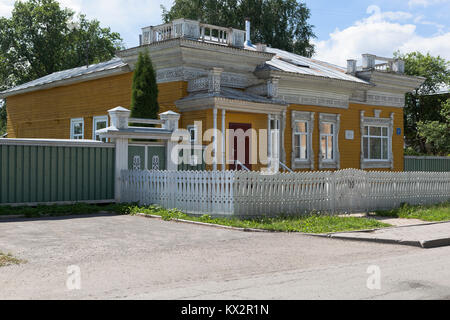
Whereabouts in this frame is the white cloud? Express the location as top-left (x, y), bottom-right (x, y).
top-left (0, 0), bottom-right (13, 18)
top-left (408, 0), bottom-right (450, 8)
top-left (365, 5), bottom-right (413, 22)
top-left (0, 0), bottom-right (172, 47)
top-left (313, 5), bottom-right (450, 66)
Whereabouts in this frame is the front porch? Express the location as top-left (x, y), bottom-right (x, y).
top-left (175, 68), bottom-right (289, 172)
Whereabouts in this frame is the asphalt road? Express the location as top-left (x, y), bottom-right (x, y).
top-left (0, 214), bottom-right (449, 300)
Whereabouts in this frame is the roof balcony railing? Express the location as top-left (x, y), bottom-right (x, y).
top-left (141, 19), bottom-right (246, 48)
top-left (362, 54), bottom-right (405, 74)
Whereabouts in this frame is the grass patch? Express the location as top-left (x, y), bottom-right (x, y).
top-left (376, 202), bottom-right (450, 222)
top-left (0, 203), bottom-right (133, 218)
top-left (0, 252), bottom-right (26, 267)
top-left (129, 205), bottom-right (391, 234)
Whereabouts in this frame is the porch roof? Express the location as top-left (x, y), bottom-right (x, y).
top-left (176, 87), bottom-right (287, 114)
top-left (178, 87), bottom-right (287, 105)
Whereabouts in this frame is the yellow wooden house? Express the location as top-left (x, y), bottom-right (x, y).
top-left (1, 19), bottom-right (424, 172)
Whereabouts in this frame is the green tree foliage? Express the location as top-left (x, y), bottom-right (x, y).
top-left (130, 50), bottom-right (159, 121)
top-left (161, 0), bottom-right (316, 57)
top-left (395, 51), bottom-right (450, 154)
top-left (0, 0), bottom-right (123, 86)
top-left (417, 99), bottom-right (450, 155)
top-left (0, 0), bottom-right (124, 133)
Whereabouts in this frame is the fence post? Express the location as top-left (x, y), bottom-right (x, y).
top-left (160, 111), bottom-right (181, 171)
top-left (330, 171), bottom-right (336, 214)
top-left (109, 107), bottom-right (131, 202)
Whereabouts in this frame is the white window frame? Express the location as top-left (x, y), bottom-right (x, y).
top-left (93, 115), bottom-right (109, 142)
top-left (291, 111), bottom-right (315, 170)
top-left (360, 111), bottom-right (394, 169)
top-left (363, 125), bottom-right (389, 161)
top-left (320, 123), bottom-right (334, 160)
top-left (319, 113), bottom-right (340, 170)
top-left (294, 121), bottom-right (309, 160)
top-left (70, 118), bottom-right (84, 140)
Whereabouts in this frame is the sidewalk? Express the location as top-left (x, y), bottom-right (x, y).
top-left (326, 221), bottom-right (450, 248)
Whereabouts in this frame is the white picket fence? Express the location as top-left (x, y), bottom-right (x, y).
top-left (120, 169), bottom-right (450, 216)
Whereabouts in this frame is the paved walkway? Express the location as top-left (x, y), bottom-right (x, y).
top-left (339, 213), bottom-right (427, 227)
top-left (2, 215), bottom-right (450, 299)
top-left (328, 221), bottom-right (450, 248)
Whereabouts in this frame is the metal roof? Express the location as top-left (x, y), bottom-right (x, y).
top-left (1, 41), bottom-right (371, 98)
top-left (246, 44), bottom-right (369, 85)
top-left (0, 57), bottom-right (127, 97)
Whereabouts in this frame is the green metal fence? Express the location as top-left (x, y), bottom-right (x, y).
top-left (0, 140), bottom-right (115, 205)
top-left (404, 156), bottom-right (450, 172)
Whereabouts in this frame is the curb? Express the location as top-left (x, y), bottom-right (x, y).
top-left (134, 213), bottom-right (277, 233)
top-left (134, 213), bottom-right (450, 249)
top-left (325, 235), bottom-right (423, 248)
top-left (420, 238), bottom-right (450, 249)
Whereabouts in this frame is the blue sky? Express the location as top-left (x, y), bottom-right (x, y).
top-left (0, 0), bottom-right (449, 66)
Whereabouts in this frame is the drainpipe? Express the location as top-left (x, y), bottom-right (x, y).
top-left (245, 18), bottom-right (251, 46)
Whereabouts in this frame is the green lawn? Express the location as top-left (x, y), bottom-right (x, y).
top-left (129, 205), bottom-right (391, 234)
top-left (0, 203), bottom-right (131, 218)
top-left (0, 252), bottom-right (25, 268)
top-left (0, 202), bottom-right (393, 234)
top-left (376, 202), bottom-right (450, 222)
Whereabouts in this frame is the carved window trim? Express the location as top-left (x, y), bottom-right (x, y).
top-left (291, 111), bottom-right (315, 170)
top-left (319, 113), bottom-right (341, 170)
top-left (360, 111), bottom-right (394, 170)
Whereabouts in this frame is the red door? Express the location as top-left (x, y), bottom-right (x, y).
top-left (229, 123), bottom-right (252, 171)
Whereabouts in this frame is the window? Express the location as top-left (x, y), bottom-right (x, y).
top-left (363, 126), bottom-right (389, 160)
top-left (93, 116), bottom-right (108, 142)
top-left (318, 113), bottom-right (340, 170)
top-left (187, 125), bottom-right (200, 166)
top-left (294, 121), bottom-right (309, 160)
top-left (291, 111), bottom-right (315, 170)
top-left (320, 123), bottom-right (334, 161)
top-left (187, 125), bottom-right (197, 144)
top-left (70, 118), bottom-right (84, 140)
top-left (360, 111), bottom-right (394, 169)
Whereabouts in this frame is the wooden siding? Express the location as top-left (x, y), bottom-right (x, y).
top-left (285, 104), bottom-right (404, 171)
top-left (6, 72), bottom-right (186, 139)
top-left (180, 105), bottom-right (404, 171)
top-left (5, 70), bottom-right (405, 171)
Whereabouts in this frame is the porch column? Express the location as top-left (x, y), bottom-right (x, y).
top-left (213, 108), bottom-right (218, 171)
top-left (267, 114), bottom-right (272, 167)
top-left (160, 111), bottom-right (181, 171)
top-left (280, 110), bottom-right (286, 163)
top-left (222, 109), bottom-right (226, 171)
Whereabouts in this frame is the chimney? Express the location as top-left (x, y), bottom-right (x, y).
top-left (393, 59), bottom-right (405, 74)
top-left (362, 54), bottom-right (376, 70)
top-left (347, 59), bottom-right (357, 74)
top-left (245, 18), bottom-right (251, 46)
top-left (256, 43), bottom-right (267, 52)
